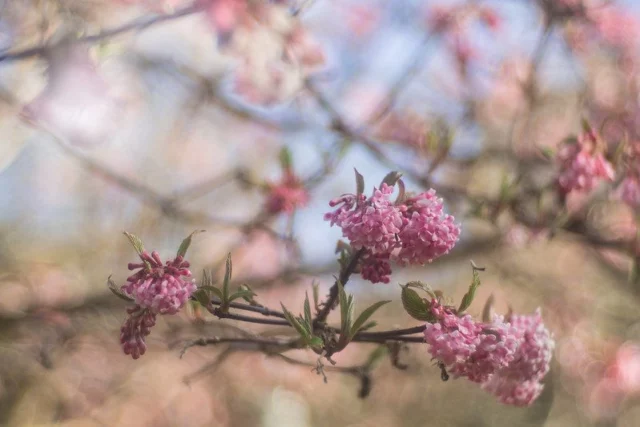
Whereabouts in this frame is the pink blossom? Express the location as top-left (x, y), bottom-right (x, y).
top-left (397, 190), bottom-right (461, 265)
top-left (324, 183), bottom-right (404, 254)
top-left (609, 343), bottom-right (640, 394)
top-left (121, 251), bottom-right (195, 315)
top-left (20, 44), bottom-right (118, 146)
top-left (478, 7), bottom-right (500, 31)
top-left (425, 303), bottom-right (554, 406)
top-left (556, 136), bottom-right (614, 193)
top-left (481, 310), bottom-right (555, 406)
top-left (424, 302), bottom-right (521, 383)
top-left (286, 26), bottom-right (326, 70)
top-left (200, 0), bottom-right (247, 43)
top-left (359, 251), bottom-right (392, 284)
top-left (375, 111), bottom-right (429, 149)
top-left (620, 176), bottom-right (640, 209)
top-left (265, 172), bottom-right (309, 214)
top-left (120, 306), bottom-right (157, 360)
top-left (481, 378), bottom-right (545, 406)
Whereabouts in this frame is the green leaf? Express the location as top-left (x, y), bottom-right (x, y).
top-left (281, 303), bottom-right (311, 340)
top-left (401, 286), bottom-right (434, 321)
top-left (228, 289), bottom-right (257, 303)
top-left (222, 253), bottom-right (232, 303)
top-left (581, 117), bottom-right (593, 134)
top-left (279, 146), bottom-right (293, 170)
top-left (123, 231), bottom-right (145, 255)
top-left (177, 229), bottom-right (205, 258)
top-left (540, 147), bottom-right (555, 160)
top-left (193, 288), bottom-right (212, 307)
top-left (458, 263), bottom-right (483, 313)
top-left (238, 284), bottom-right (257, 303)
top-left (307, 336), bottom-right (324, 349)
top-left (629, 257), bottom-right (640, 285)
top-left (338, 281), bottom-right (350, 334)
top-left (304, 292), bottom-right (312, 329)
top-left (358, 320), bottom-right (377, 332)
top-left (200, 269), bottom-right (212, 288)
top-left (350, 300), bottom-right (391, 339)
top-left (312, 282), bottom-right (320, 311)
top-left (354, 168), bottom-right (365, 198)
top-left (381, 171), bottom-right (402, 187)
top-left (199, 285), bottom-right (224, 301)
top-left (107, 276), bottom-right (134, 302)
top-left (346, 294), bottom-right (354, 335)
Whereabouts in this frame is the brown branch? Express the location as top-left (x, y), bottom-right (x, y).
top-left (313, 248), bottom-right (366, 326)
top-left (0, 3), bottom-right (203, 63)
top-left (355, 325), bottom-right (426, 339)
top-left (211, 308), bottom-right (292, 326)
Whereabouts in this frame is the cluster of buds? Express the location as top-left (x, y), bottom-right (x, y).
top-left (425, 3), bottom-right (500, 77)
top-left (110, 232), bottom-right (197, 359)
top-left (424, 300), bottom-right (554, 406)
top-left (263, 147), bottom-right (309, 215)
top-left (325, 171), bottom-right (460, 283)
top-left (556, 128), bottom-right (614, 194)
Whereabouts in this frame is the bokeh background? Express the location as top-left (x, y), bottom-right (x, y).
top-left (0, 0), bottom-right (639, 426)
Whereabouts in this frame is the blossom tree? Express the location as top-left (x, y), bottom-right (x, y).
top-left (0, 0), bottom-right (639, 425)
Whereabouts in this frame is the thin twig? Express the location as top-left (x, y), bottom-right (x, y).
top-left (0, 3), bottom-right (203, 63)
top-left (313, 248), bottom-right (366, 326)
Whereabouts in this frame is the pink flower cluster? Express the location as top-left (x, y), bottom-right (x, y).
top-left (556, 133), bottom-right (614, 194)
top-left (122, 251), bottom-right (195, 315)
top-left (482, 310), bottom-right (555, 406)
top-left (118, 251), bottom-right (195, 358)
top-left (325, 183), bottom-right (460, 283)
top-left (359, 252), bottom-right (392, 284)
top-left (424, 302), bottom-right (554, 406)
top-left (397, 190), bottom-right (462, 265)
top-left (264, 172), bottom-right (310, 214)
top-left (120, 305), bottom-right (157, 360)
top-left (326, 184), bottom-right (403, 255)
top-left (620, 176), bottom-right (640, 209)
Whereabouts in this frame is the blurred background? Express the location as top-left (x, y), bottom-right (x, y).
top-left (0, 0), bottom-right (639, 425)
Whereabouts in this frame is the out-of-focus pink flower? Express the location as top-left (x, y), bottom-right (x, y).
top-left (609, 343), bottom-right (640, 394)
top-left (375, 111), bottom-right (429, 149)
top-left (325, 183), bottom-right (404, 254)
top-left (620, 176), bottom-right (640, 209)
top-left (286, 26), bottom-right (325, 70)
top-left (344, 4), bottom-right (380, 38)
top-left (120, 305), bottom-right (157, 359)
top-left (264, 171), bottom-right (309, 214)
top-left (20, 44), bottom-right (118, 145)
top-left (396, 189), bottom-right (461, 265)
top-left (359, 251), bottom-right (392, 284)
top-left (427, 5), bottom-right (455, 33)
top-left (452, 34), bottom-right (476, 69)
top-left (200, 0), bottom-right (248, 43)
top-left (121, 251), bottom-right (195, 315)
top-left (478, 6), bottom-right (501, 31)
top-left (589, 7), bottom-right (640, 53)
top-left (556, 133), bottom-right (614, 194)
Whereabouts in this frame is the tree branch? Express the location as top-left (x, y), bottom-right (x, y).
top-left (313, 248), bottom-right (366, 326)
top-left (0, 3), bottom-right (203, 63)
